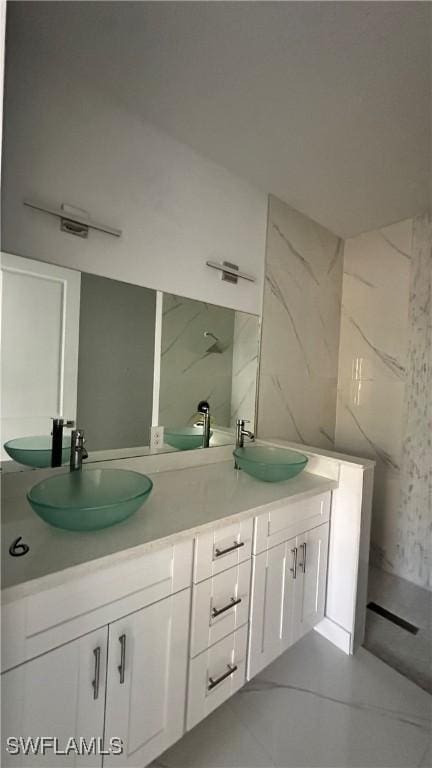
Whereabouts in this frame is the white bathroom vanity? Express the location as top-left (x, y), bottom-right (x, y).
top-left (1, 440), bottom-right (374, 767)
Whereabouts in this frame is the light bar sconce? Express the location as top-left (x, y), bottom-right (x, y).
top-left (206, 260), bottom-right (256, 284)
top-left (23, 200), bottom-right (122, 239)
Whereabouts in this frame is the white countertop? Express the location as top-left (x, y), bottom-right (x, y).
top-left (1, 458), bottom-right (336, 601)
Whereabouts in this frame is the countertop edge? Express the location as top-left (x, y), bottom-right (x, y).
top-left (264, 438), bottom-right (376, 469)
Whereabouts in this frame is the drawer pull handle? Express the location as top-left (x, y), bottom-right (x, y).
top-left (118, 634), bottom-right (126, 684)
top-left (208, 663), bottom-right (238, 691)
top-left (214, 541), bottom-right (245, 558)
top-left (290, 547), bottom-right (298, 579)
top-left (211, 597), bottom-right (242, 619)
top-left (299, 542), bottom-right (307, 573)
top-left (92, 646), bottom-right (101, 700)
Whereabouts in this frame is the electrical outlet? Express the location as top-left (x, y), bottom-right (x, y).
top-left (150, 425), bottom-right (164, 453)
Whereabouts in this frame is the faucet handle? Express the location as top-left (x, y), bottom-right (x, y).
top-left (237, 418), bottom-right (254, 442)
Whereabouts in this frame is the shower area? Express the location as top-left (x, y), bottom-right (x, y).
top-left (335, 212), bottom-right (432, 692)
top-left (234, 194), bottom-right (431, 692)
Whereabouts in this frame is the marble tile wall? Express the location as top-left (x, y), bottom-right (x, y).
top-left (335, 215), bottom-right (431, 590)
top-left (397, 213), bottom-right (431, 589)
top-left (159, 294), bottom-right (235, 428)
top-left (257, 195), bottom-right (344, 448)
top-left (230, 312), bottom-right (259, 429)
top-left (258, 197), bottom-right (430, 589)
top-left (159, 295), bottom-right (260, 435)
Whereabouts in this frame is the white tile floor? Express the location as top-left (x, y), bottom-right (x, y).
top-left (365, 566), bottom-right (432, 693)
top-left (152, 632), bottom-right (432, 768)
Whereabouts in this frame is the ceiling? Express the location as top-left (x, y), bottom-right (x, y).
top-left (6, 1), bottom-right (431, 237)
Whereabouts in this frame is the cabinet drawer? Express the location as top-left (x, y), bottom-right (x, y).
top-left (187, 624), bottom-right (248, 730)
top-left (2, 539), bottom-right (193, 672)
top-left (193, 517), bottom-right (253, 583)
top-left (253, 491), bottom-right (331, 553)
top-left (190, 560), bottom-right (251, 657)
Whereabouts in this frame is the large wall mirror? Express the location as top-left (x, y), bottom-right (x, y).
top-left (1, 252), bottom-right (260, 470)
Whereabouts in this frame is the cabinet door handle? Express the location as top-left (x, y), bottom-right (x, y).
top-left (214, 540), bottom-right (245, 558)
top-left (118, 634), bottom-right (126, 684)
top-left (92, 646), bottom-right (101, 700)
top-left (299, 542), bottom-right (307, 573)
top-left (211, 596), bottom-right (242, 619)
top-left (289, 547), bottom-right (298, 579)
top-left (208, 663), bottom-right (238, 691)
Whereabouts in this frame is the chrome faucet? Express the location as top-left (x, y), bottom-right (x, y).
top-left (51, 417), bottom-right (74, 467)
top-left (235, 418), bottom-right (255, 469)
top-left (236, 418), bottom-right (255, 448)
top-left (197, 400), bottom-right (211, 448)
top-left (70, 429), bottom-right (88, 471)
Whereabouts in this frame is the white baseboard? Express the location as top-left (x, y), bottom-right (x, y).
top-left (314, 617), bottom-right (352, 654)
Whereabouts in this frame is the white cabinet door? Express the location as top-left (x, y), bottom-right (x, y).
top-left (104, 589), bottom-right (190, 768)
top-left (248, 522), bottom-right (330, 680)
top-left (2, 628), bottom-right (107, 768)
top-left (0, 252), bottom-right (80, 459)
top-left (294, 522), bottom-right (329, 642)
top-left (247, 537), bottom-right (297, 679)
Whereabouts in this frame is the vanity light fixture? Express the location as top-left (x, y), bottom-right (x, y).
top-left (206, 260), bottom-right (256, 284)
top-left (23, 200), bottom-right (122, 239)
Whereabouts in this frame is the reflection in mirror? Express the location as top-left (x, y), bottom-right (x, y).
top-left (1, 253), bottom-right (158, 466)
top-left (1, 253), bottom-right (81, 464)
top-left (76, 273), bottom-right (155, 451)
top-left (159, 293), bottom-right (259, 448)
top-left (1, 251), bottom-right (260, 470)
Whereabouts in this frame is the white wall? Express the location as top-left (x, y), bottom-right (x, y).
top-left (1, 17), bottom-right (267, 315)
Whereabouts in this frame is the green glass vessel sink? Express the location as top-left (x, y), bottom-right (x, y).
top-left (164, 426), bottom-right (213, 451)
top-left (4, 435), bottom-right (71, 468)
top-left (27, 468), bottom-right (153, 531)
top-left (233, 445), bottom-right (308, 482)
